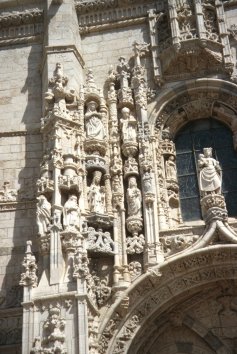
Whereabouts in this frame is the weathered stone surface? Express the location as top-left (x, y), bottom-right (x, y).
top-left (1, 0), bottom-right (237, 353)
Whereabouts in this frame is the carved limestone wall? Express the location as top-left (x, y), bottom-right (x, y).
top-left (1, 0), bottom-right (237, 353)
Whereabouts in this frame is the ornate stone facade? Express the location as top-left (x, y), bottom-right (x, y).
top-left (1, 0), bottom-right (237, 353)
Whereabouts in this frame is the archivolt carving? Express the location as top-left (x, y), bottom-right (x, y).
top-left (98, 246), bottom-right (237, 354)
top-left (149, 80), bottom-right (237, 135)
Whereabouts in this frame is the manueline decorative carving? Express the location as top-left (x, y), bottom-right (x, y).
top-left (126, 233), bottom-right (145, 254)
top-left (36, 195), bottom-right (51, 237)
top-left (198, 147), bottom-right (222, 196)
top-left (36, 306), bottom-right (66, 354)
top-left (0, 181), bottom-right (17, 202)
top-left (19, 241), bottom-right (38, 288)
top-left (63, 195), bottom-right (80, 231)
top-left (86, 227), bottom-right (115, 255)
top-left (0, 8), bottom-right (43, 28)
top-left (85, 101), bottom-right (106, 140)
top-left (88, 171), bottom-right (106, 215)
top-left (44, 63), bottom-right (76, 124)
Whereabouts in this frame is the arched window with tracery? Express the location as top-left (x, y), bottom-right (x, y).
top-left (175, 118), bottom-right (237, 221)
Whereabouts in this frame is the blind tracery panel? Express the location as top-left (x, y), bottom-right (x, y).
top-left (175, 118), bottom-right (237, 221)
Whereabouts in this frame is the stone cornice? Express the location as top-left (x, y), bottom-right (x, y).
top-left (75, 0), bottom-right (156, 14)
top-left (79, 16), bottom-right (147, 35)
top-left (0, 8), bottom-right (43, 29)
top-left (77, 1), bottom-right (159, 31)
top-left (75, 0), bottom-right (117, 13)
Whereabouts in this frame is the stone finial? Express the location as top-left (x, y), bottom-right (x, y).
top-left (19, 240), bottom-right (38, 288)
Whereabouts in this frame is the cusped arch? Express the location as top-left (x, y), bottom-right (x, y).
top-left (148, 78), bottom-right (237, 136)
top-left (99, 245), bottom-right (237, 354)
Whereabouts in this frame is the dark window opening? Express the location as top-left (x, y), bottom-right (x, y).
top-left (175, 118), bottom-right (237, 221)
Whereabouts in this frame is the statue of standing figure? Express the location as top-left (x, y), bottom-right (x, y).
top-left (165, 156), bottom-right (177, 180)
top-left (120, 107), bottom-right (137, 143)
top-left (198, 147), bottom-right (222, 195)
top-left (63, 195), bottom-right (80, 230)
top-left (36, 195), bottom-right (51, 236)
top-left (88, 171), bottom-right (106, 214)
top-left (85, 101), bottom-right (106, 140)
top-left (126, 177), bottom-right (142, 217)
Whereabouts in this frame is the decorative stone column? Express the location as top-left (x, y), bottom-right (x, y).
top-left (168, 0), bottom-right (181, 51)
top-left (194, 0), bottom-right (206, 40)
top-left (132, 42), bottom-right (164, 268)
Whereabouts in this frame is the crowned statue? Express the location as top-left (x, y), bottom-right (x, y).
top-left (85, 100), bottom-right (106, 140)
top-left (88, 171), bottom-right (106, 214)
top-left (198, 147), bottom-right (222, 195)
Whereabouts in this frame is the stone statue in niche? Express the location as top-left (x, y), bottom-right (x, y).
top-left (120, 107), bottom-right (137, 142)
top-left (63, 195), bottom-right (80, 230)
top-left (198, 147), bottom-right (222, 195)
top-left (88, 171), bottom-right (105, 214)
top-left (36, 195), bottom-right (51, 236)
top-left (85, 100), bottom-right (106, 140)
top-left (165, 155), bottom-right (177, 180)
top-left (126, 177), bottom-right (142, 217)
top-left (117, 56), bottom-right (130, 89)
top-left (143, 172), bottom-right (153, 193)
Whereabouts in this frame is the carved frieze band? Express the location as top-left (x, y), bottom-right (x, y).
top-left (0, 8), bottom-right (43, 45)
top-left (75, 0), bottom-right (160, 14)
top-left (77, 2), bottom-right (157, 30)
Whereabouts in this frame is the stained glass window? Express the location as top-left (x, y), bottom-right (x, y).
top-left (175, 118), bottom-right (237, 221)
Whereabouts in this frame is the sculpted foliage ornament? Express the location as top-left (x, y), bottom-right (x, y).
top-left (73, 251), bottom-right (90, 279)
top-left (86, 227), bottom-right (115, 255)
top-left (0, 8), bottom-right (43, 28)
top-left (128, 261), bottom-right (142, 280)
top-left (126, 234), bottom-right (145, 254)
top-left (0, 181), bottom-right (17, 202)
top-left (44, 63), bottom-right (76, 123)
top-left (19, 241), bottom-right (38, 288)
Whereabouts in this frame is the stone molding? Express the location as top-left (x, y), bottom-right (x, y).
top-left (0, 8), bottom-right (43, 28)
top-left (98, 245), bottom-right (237, 353)
top-left (75, 0), bottom-right (157, 14)
top-left (0, 8), bottom-right (43, 45)
top-left (79, 17), bottom-right (147, 35)
top-left (77, 2), bottom-right (157, 31)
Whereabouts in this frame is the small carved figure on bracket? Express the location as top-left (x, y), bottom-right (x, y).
top-left (120, 107), bottom-right (137, 143)
top-left (36, 195), bottom-right (51, 236)
top-left (165, 155), bottom-right (177, 181)
top-left (143, 171), bottom-right (153, 193)
top-left (198, 147), bottom-right (222, 195)
top-left (126, 177), bottom-right (142, 217)
top-left (45, 63), bottom-right (75, 119)
top-left (117, 56), bottom-right (130, 88)
top-left (88, 171), bottom-right (106, 214)
top-left (63, 195), bottom-right (80, 230)
top-left (85, 100), bottom-right (106, 140)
